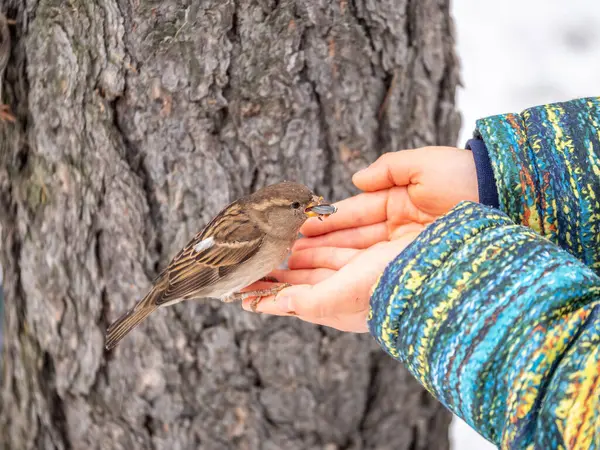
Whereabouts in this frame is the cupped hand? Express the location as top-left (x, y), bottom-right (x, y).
top-left (285, 146), bottom-right (478, 253)
top-left (352, 146), bottom-right (478, 217)
top-left (242, 233), bottom-right (420, 332)
top-left (241, 146), bottom-right (478, 331)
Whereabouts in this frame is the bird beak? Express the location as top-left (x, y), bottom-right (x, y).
top-left (305, 195), bottom-right (337, 218)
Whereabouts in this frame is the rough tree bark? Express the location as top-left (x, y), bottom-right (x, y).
top-left (0, 0), bottom-right (460, 449)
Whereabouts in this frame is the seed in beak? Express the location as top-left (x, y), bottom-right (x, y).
top-left (306, 204), bottom-right (337, 215)
top-left (305, 203), bottom-right (337, 219)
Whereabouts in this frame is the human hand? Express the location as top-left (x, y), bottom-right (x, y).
top-left (241, 233), bottom-right (420, 332)
top-left (241, 146), bottom-right (478, 331)
top-left (352, 146), bottom-right (478, 217)
top-left (240, 186), bottom-right (426, 331)
top-left (273, 146), bottom-right (478, 253)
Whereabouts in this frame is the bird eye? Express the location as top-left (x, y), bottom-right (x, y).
top-left (291, 202), bottom-right (301, 209)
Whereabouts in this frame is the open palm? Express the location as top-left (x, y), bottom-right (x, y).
top-left (239, 188), bottom-right (430, 332)
top-left (242, 147), bottom-right (479, 332)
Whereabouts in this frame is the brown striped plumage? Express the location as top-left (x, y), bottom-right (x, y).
top-left (105, 181), bottom-right (336, 350)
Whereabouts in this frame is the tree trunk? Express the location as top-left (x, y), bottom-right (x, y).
top-left (0, 0), bottom-right (460, 449)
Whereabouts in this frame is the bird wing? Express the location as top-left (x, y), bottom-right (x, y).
top-left (155, 202), bottom-right (264, 305)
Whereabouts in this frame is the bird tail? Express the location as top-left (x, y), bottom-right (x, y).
top-left (104, 289), bottom-right (160, 350)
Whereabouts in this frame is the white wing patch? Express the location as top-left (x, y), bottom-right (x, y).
top-left (193, 236), bottom-right (215, 253)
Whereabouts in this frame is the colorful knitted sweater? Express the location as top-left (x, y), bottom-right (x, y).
top-left (368, 97), bottom-right (600, 449)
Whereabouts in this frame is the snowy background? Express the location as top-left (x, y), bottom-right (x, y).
top-left (450, 0), bottom-right (600, 448)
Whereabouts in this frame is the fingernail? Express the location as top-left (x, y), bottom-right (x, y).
top-left (276, 295), bottom-right (293, 314)
top-left (354, 166), bottom-right (369, 176)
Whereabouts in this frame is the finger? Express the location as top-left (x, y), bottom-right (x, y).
top-left (383, 186), bottom-right (437, 227)
top-left (240, 273), bottom-right (334, 314)
top-left (270, 268), bottom-right (336, 285)
top-left (247, 240), bottom-right (416, 326)
top-left (293, 223), bottom-right (389, 251)
top-left (287, 247), bottom-right (360, 270)
top-left (300, 191), bottom-right (389, 237)
top-left (244, 299), bottom-right (369, 333)
top-left (238, 280), bottom-right (281, 292)
top-left (241, 268), bottom-right (334, 293)
top-left (271, 279), bottom-right (359, 319)
top-left (241, 296), bottom-right (297, 316)
top-left (292, 312), bottom-right (369, 333)
top-left (242, 284), bottom-right (332, 318)
top-left (352, 150), bottom-right (422, 192)
top-left (286, 239), bottom-right (415, 317)
top-left (388, 222), bottom-right (427, 240)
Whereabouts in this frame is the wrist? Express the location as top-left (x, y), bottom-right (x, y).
top-left (367, 201), bottom-right (512, 360)
top-left (466, 137), bottom-right (499, 208)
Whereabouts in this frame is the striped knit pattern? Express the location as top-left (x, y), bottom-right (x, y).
top-left (368, 202), bottom-right (600, 449)
top-left (477, 97), bottom-right (600, 272)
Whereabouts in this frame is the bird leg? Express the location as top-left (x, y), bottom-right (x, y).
top-left (227, 283), bottom-right (291, 312)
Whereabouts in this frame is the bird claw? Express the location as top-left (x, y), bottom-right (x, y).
top-left (249, 296), bottom-right (262, 313)
top-left (250, 283), bottom-right (291, 312)
top-left (230, 283), bottom-right (292, 312)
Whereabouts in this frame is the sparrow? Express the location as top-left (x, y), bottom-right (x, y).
top-left (0, 12), bottom-right (15, 122)
top-left (105, 181), bottom-right (337, 350)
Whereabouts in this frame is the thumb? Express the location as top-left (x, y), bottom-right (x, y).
top-left (353, 149), bottom-right (420, 191)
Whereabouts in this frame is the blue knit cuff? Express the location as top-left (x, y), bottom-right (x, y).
top-left (367, 201), bottom-right (514, 360)
top-left (466, 137), bottom-right (499, 209)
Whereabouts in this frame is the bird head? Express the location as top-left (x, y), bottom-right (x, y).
top-left (244, 181), bottom-right (336, 238)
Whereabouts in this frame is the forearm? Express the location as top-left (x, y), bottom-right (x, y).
top-left (368, 202), bottom-right (600, 448)
top-left (471, 96), bottom-right (600, 271)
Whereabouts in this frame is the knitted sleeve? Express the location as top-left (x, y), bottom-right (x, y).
top-left (476, 96), bottom-right (600, 271)
top-left (368, 201), bottom-right (600, 449)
